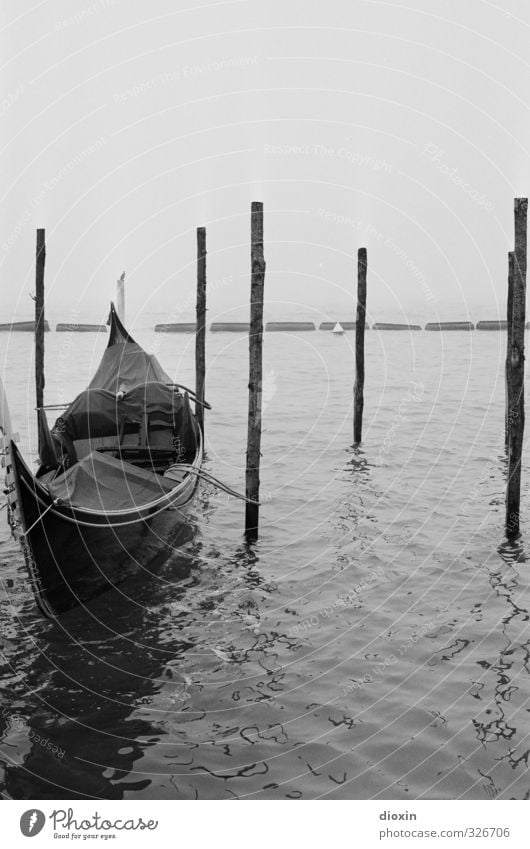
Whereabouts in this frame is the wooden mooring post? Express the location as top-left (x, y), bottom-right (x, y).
top-left (505, 250), bottom-right (514, 449)
top-left (195, 227), bottom-right (207, 437)
top-left (245, 202), bottom-right (266, 540)
top-left (353, 247), bottom-right (367, 444)
top-left (35, 229), bottom-right (46, 412)
top-left (506, 199), bottom-right (527, 538)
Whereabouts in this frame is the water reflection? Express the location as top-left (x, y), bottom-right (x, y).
top-left (469, 555), bottom-right (530, 797)
top-left (1, 525), bottom-right (199, 799)
top-left (497, 537), bottom-right (527, 565)
top-left (0, 527), bottom-right (308, 800)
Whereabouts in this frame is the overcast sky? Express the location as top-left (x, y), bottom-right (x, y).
top-left (2, 0), bottom-right (530, 324)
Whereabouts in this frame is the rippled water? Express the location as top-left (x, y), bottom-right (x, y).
top-left (1, 326), bottom-right (529, 800)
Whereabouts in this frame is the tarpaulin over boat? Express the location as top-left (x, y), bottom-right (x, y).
top-left (52, 382), bottom-right (195, 438)
top-left (46, 450), bottom-right (176, 511)
top-left (88, 342), bottom-right (171, 393)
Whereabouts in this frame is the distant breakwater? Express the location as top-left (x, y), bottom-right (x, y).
top-left (0, 319), bottom-right (525, 333)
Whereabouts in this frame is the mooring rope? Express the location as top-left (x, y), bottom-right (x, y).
top-left (165, 464), bottom-right (260, 504)
top-left (166, 384), bottom-right (212, 410)
top-left (20, 499), bottom-right (60, 536)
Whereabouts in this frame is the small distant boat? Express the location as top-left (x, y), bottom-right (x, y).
top-left (332, 322), bottom-right (344, 334)
top-left (0, 304), bottom-right (204, 618)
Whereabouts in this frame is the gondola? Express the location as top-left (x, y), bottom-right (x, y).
top-left (0, 304), bottom-right (204, 618)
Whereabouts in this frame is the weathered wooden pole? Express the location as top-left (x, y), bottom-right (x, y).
top-left (245, 202), bottom-right (265, 540)
top-left (116, 271), bottom-right (125, 323)
top-left (195, 227), bottom-right (207, 437)
top-left (505, 250), bottom-right (514, 449)
top-left (353, 247), bottom-right (367, 444)
top-left (35, 229), bottom-right (46, 412)
top-left (506, 199), bottom-right (527, 538)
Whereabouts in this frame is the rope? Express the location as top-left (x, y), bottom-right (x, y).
top-left (20, 499), bottom-right (60, 536)
top-left (165, 464), bottom-right (260, 505)
top-left (166, 384), bottom-right (212, 410)
top-left (37, 385), bottom-right (212, 411)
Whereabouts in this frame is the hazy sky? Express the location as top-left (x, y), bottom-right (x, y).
top-left (2, 0), bottom-right (530, 324)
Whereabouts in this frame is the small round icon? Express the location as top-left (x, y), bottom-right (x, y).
top-left (20, 810), bottom-right (46, 837)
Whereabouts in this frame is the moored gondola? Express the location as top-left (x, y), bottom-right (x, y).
top-left (0, 305), bottom-right (204, 618)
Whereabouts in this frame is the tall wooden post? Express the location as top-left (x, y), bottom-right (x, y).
top-left (195, 227), bottom-right (207, 437)
top-left (245, 202), bottom-right (265, 540)
top-left (35, 229), bottom-right (46, 412)
top-left (116, 272), bottom-right (125, 323)
top-left (353, 247), bottom-right (367, 444)
top-left (506, 199), bottom-right (527, 538)
top-left (505, 250), bottom-right (514, 448)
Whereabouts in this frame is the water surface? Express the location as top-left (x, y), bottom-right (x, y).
top-left (0, 327), bottom-right (528, 799)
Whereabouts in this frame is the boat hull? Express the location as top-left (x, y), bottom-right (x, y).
top-left (10, 444), bottom-right (199, 617)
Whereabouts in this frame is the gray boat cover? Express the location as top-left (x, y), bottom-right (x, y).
top-left (48, 315), bottom-right (200, 472)
top-left (88, 342), bottom-right (170, 393)
top-left (52, 382), bottom-right (198, 454)
top-left (46, 450), bottom-right (176, 512)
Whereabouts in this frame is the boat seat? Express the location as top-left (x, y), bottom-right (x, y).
top-left (109, 414), bottom-right (173, 471)
top-left (73, 435), bottom-right (121, 460)
top-left (120, 414), bottom-right (174, 448)
top-left (147, 425), bottom-right (175, 450)
top-left (58, 413), bottom-right (192, 472)
top-left (120, 421), bottom-right (142, 448)
top-left (72, 416), bottom-right (131, 460)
